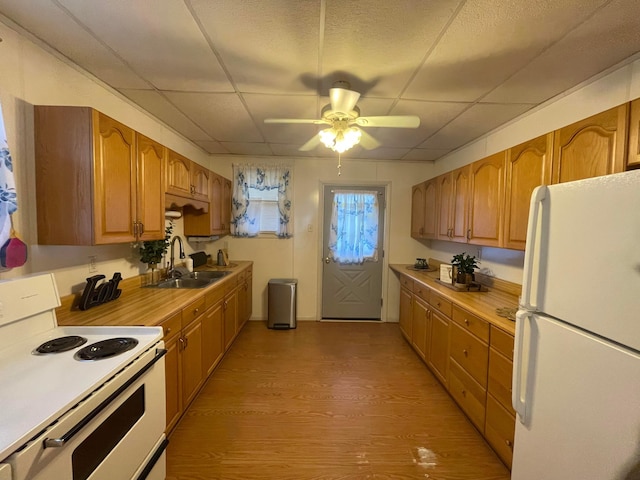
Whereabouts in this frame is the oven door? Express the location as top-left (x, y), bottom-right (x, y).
top-left (8, 345), bottom-right (166, 480)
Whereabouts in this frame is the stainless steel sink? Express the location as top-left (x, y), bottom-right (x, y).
top-left (188, 271), bottom-right (230, 281)
top-left (153, 278), bottom-right (212, 289)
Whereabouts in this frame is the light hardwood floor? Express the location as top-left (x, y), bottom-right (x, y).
top-left (166, 321), bottom-right (511, 480)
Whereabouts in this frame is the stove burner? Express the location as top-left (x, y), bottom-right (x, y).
top-left (74, 337), bottom-right (138, 361)
top-left (35, 335), bottom-right (87, 354)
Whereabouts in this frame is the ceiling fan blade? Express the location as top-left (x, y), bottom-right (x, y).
top-left (354, 115), bottom-right (420, 128)
top-left (358, 130), bottom-right (381, 150)
top-left (329, 88), bottom-right (361, 115)
top-left (264, 118), bottom-right (327, 125)
top-left (298, 134), bottom-right (321, 151)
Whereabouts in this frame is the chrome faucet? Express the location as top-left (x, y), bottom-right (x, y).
top-left (168, 235), bottom-right (186, 278)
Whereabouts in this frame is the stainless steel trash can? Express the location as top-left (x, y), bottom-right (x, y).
top-left (268, 278), bottom-right (297, 329)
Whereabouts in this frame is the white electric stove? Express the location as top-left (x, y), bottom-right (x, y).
top-left (0, 273), bottom-right (167, 480)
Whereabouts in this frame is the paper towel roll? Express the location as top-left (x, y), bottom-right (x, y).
top-left (165, 210), bottom-right (182, 218)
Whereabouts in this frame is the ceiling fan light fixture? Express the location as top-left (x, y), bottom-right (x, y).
top-left (319, 125), bottom-right (361, 153)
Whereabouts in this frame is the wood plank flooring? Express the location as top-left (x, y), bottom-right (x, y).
top-left (166, 321), bottom-right (511, 480)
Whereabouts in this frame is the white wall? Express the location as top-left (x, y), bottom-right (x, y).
top-left (1, 19), bottom-right (639, 323)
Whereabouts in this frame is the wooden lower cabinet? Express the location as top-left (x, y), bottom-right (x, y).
top-left (396, 275), bottom-right (516, 469)
top-left (427, 310), bottom-right (450, 386)
top-left (161, 264), bottom-right (253, 435)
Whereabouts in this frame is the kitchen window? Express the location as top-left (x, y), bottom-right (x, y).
top-left (231, 163), bottom-right (292, 238)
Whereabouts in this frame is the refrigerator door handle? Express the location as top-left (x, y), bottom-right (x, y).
top-left (521, 185), bottom-right (548, 310)
top-left (513, 309), bottom-right (532, 424)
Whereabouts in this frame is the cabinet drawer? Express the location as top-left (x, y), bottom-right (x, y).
top-left (430, 291), bottom-right (452, 318)
top-left (159, 311), bottom-right (181, 341)
top-left (448, 359), bottom-right (486, 432)
top-left (490, 325), bottom-right (515, 360)
top-left (452, 305), bottom-right (489, 343)
top-left (182, 296), bottom-right (206, 328)
top-left (485, 393), bottom-right (515, 469)
top-left (450, 322), bottom-right (489, 387)
top-left (488, 348), bottom-right (515, 415)
top-left (400, 274), bottom-right (414, 290)
top-left (413, 281), bottom-right (430, 303)
top-left (205, 283), bottom-right (225, 309)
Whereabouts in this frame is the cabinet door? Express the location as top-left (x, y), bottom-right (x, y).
top-left (437, 173), bottom-right (453, 240)
top-left (191, 162), bottom-right (210, 202)
top-left (246, 273), bottom-right (253, 321)
top-left (627, 99), bottom-right (640, 169)
top-left (411, 296), bottom-right (430, 360)
top-left (411, 183), bottom-right (425, 238)
top-left (423, 178), bottom-right (438, 239)
top-left (201, 301), bottom-right (224, 377)
top-left (181, 319), bottom-right (204, 408)
top-left (222, 178), bottom-right (232, 234)
top-left (223, 288), bottom-right (239, 350)
top-left (468, 152), bottom-right (505, 247)
top-left (93, 111), bottom-right (137, 244)
top-left (503, 134), bottom-right (553, 250)
top-left (428, 310), bottom-right (450, 386)
top-left (136, 134), bottom-right (165, 241)
top-left (164, 334), bottom-right (182, 433)
top-left (399, 286), bottom-right (413, 341)
top-left (166, 150), bottom-right (192, 197)
top-left (552, 104), bottom-right (628, 183)
top-left (210, 174), bottom-right (224, 232)
top-left (450, 165), bottom-right (470, 243)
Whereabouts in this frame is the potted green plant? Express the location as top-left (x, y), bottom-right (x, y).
top-left (139, 224), bottom-right (173, 281)
top-left (451, 252), bottom-right (479, 284)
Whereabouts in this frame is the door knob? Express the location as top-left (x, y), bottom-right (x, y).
top-left (324, 257), bottom-right (330, 264)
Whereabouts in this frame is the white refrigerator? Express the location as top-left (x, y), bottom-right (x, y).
top-left (512, 169), bottom-right (640, 480)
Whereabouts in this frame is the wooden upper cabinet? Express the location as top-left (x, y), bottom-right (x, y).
top-left (423, 177), bottom-right (438, 239)
top-left (136, 135), bottom-right (166, 242)
top-left (35, 106), bottom-right (164, 245)
top-left (503, 134), bottom-right (553, 250)
top-left (191, 162), bottom-right (210, 203)
top-left (450, 165), bottom-right (471, 243)
top-left (468, 152), bottom-right (506, 247)
top-left (552, 104), bottom-right (628, 183)
top-left (184, 172), bottom-right (232, 237)
top-left (627, 99), bottom-right (640, 169)
top-left (437, 173), bottom-right (453, 240)
top-left (411, 183), bottom-right (425, 238)
top-left (166, 150), bottom-right (192, 198)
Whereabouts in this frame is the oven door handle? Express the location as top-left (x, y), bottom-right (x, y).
top-left (43, 348), bottom-right (167, 449)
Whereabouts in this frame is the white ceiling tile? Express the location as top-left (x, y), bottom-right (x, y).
top-left (0, 0), bottom-right (148, 89)
top-left (368, 100), bottom-right (470, 148)
top-left (220, 142), bottom-right (274, 156)
top-left (242, 93), bottom-right (320, 144)
top-left (420, 103), bottom-right (534, 149)
top-left (190, 0), bottom-right (320, 94)
top-left (322, 0), bottom-right (461, 97)
top-left (119, 89), bottom-right (214, 141)
top-left (193, 140), bottom-right (229, 155)
top-left (164, 92), bottom-right (263, 142)
top-left (56, 0), bottom-right (233, 92)
top-left (404, 0), bottom-right (608, 102)
top-left (484, 0), bottom-right (640, 104)
top-left (269, 143), bottom-right (327, 157)
top-left (348, 147), bottom-right (411, 160)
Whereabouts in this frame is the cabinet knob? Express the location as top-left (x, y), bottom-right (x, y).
top-left (505, 440), bottom-right (513, 448)
top-left (463, 349), bottom-right (468, 356)
top-left (461, 389), bottom-right (466, 397)
top-left (139, 222), bottom-right (144, 235)
top-left (165, 327), bottom-right (171, 334)
top-left (467, 228), bottom-right (471, 240)
top-left (436, 302), bottom-right (441, 307)
top-left (194, 308), bottom-right (199, 314)
top-left (464, 319), bottom-right (469, 325)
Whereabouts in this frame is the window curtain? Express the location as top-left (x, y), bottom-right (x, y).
top-left (231, 163), bottom-right (292, 238)
top-left (329, 191), bottom-right (379, 264)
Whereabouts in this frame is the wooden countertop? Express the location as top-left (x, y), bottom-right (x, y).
top-left (390, 264), bottom-right (518, 335)
top-left (56, 261), bottom-right (253, 328)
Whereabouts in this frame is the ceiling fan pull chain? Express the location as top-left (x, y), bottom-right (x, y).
top-left (338, 153), bottom-right (342, 176)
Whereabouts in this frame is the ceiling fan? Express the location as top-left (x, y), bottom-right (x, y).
top-left (264, 81), bottom-right (420, 153)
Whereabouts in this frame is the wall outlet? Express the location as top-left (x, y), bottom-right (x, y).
top-left (88, 255), bottom-right (98, 273)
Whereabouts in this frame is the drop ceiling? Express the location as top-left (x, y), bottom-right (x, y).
top-left (1, 0), bottom-right (640, 162)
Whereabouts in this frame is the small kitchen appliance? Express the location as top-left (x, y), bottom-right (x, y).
top-left (511, 170), bottom-right (640, 479)
top-left (0, 273), bottom-right (167, 480)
